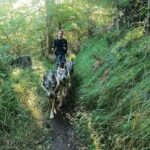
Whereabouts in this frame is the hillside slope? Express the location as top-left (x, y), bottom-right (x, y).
top-left (0, 57), bottom-right (54, 149)
top-left (75, 27), bottom-right (150, 150)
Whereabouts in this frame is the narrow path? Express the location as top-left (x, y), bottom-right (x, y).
top-left (50, 111), bottom-right (77, 150)
top-left (49, 76), bottom-right (80, 150)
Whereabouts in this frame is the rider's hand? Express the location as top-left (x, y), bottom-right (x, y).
top-left (63, 47), bottom-right (66, 50)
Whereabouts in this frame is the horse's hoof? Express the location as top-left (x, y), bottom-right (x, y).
top-left (49, 113), bottom-right (54, 119)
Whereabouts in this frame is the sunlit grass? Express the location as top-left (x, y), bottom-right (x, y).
top-left (87, 119), bottom-right (102, 150)
top-left (111, 26), bottom-right (144, 54)
top-left (11, 68), bottom-right (22, 77)
top-left (12, 83), bottom-right (25, 93)
top-left (10, 58), bottom-right (51, 128)
top-left (0, 54), bottom-right (53, 149)
top-left (11, 77), bottom-right (44, 128)
top-left (23, 91), bottom-right (44, 128)
top-left (32, 58), bottom-right (47, 79)
top-left (78, 112), bottom-right (102, 150)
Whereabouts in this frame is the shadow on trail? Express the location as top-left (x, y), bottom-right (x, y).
top-left (49, 75), bottom-right (81, 150)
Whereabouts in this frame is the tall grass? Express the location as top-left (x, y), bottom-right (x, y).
top-left (75, 27), bottom-right (150, 149)
top-left (0, 55), bottom-right (52, 149)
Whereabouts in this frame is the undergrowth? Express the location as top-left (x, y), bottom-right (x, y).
top-left (75, 27), bottom-right (150, 150)
top-left (0, 55), bottom-right (52, 149)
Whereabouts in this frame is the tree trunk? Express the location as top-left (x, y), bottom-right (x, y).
top-left (45, 0), bottom-right (54, 57)
top-left (58, 22), bottom-right (62, 30)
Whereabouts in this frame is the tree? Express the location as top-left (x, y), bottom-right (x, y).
top-left (45, 0), bottom-right (55, 57)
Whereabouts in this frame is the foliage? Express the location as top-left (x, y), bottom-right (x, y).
top-left (0, 0), bottom-right (150, 149)
top-left (75, 28), bottom-right (150, 149)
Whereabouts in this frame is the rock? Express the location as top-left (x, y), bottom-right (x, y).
top-left (11, 55), bottom-right (32, 68)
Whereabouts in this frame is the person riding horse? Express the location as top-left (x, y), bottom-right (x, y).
top-left (51, 30), bottom-right (68, 68)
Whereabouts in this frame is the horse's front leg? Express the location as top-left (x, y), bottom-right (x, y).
top-left (56, 88), bottom-right (63, 111)
top-left (49, 96), bottom-right (57, 119)
top-left (58, 98), bottom-right (63, 108)
top-left (58, 87), bottom-right (66, 108)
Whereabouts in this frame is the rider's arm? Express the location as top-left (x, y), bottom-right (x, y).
top-left (63, 39), bottom-right (68, 54)
top-left (51, 39), bottom-right (56, 51)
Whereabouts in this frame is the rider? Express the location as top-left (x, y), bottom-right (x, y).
top-left (51, 30), bottom-right (68, 68)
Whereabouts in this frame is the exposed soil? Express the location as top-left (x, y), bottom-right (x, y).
top-left (50, 109), bottom-right (78, 150)
top-left (48, 75), bottom-right (81, 150)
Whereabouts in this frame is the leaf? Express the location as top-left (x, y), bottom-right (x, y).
top-left (95, 116), bottom-right (100, 122)
top-left (0, 73), bottom-right (6, 77)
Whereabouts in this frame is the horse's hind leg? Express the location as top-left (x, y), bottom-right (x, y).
top-left (59, 87), bottom-right (66, 107)
top-left (58, 98), bottom-right (63, 108)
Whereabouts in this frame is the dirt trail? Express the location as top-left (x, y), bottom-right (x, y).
top-left (35, 93), bottom-right (79, 150)
top-left (49, 76), bottom-right (81, 150)
top-left (50, 111), bottom-right (77, 150)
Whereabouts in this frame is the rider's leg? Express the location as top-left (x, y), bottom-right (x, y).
top-left (55, 54), bottom-right (59, 68)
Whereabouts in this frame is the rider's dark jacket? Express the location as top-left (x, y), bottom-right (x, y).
top-left (52, 38), bottom-right (68, 56)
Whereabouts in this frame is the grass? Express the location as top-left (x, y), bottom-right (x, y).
top-left (0, 56), bottom-right (53, 149)
top-left (74, 27), bottom-right (150, 150)
top-left (0, 24), bottom-right (149, 149)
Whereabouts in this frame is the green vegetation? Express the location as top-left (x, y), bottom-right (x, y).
top-left (75, 24), bottom-right (150, 150)
top-left (0, 0), bottom-right (150, 149)
top-left (0, 55), bottom-right (52, 148)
